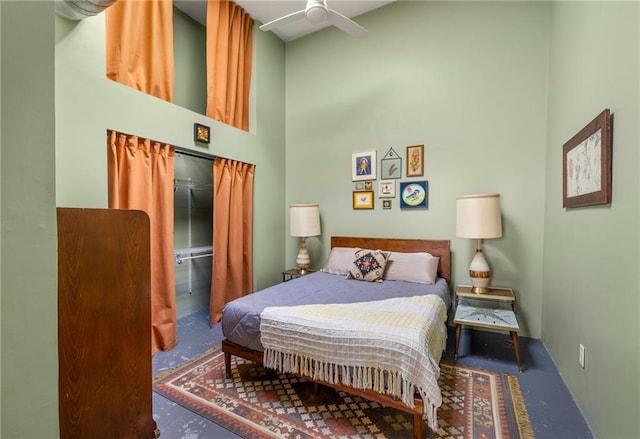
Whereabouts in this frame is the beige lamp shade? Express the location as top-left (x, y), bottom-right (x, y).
top-left (456, 194), bottom-right (502, 294)
top-left (456, 194), bottom-right (502, 239)
top-left (290, 204), bottom-right (321, 237)
top-left (290, 204), bottom-right (321, 273)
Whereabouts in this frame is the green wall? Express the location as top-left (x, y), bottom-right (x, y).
top-left (1, 1), bottom-right (638, 438)
top-left (1, 2), bottom-right (58, 437)
top-left (286, 1), bottom-right (640, 436)
top-left (285, 1), bottom-right (550, 339)
top-left (3, 1), bottom-right (285, 436)
top-left (54, 10), bottom-right (286, 291)
top-left (544, 2), bottom-right (640, 438)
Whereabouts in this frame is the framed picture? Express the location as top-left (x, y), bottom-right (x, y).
top-left (400, 181), bottom-right (428, 208)
top-left (382, 199), bottom-right (392, 209)
top-left (352, 151), bottom-right (377, 181)
top-left (563, 109), bottom-right (612, 208)
top-left (355, 182), bottom-right (364, 190)
top-left (381, 147), bottom-right (402, 179)
top-left (364, 181), bottom-right (373, 190)
top-left (194, 123), bottom-right (210, 144)
top-left (353, 191), bottom-right (374, 209)
top-left (379, 180), bottom-right (396, 198)
top-left (406, 145), bottom-right (424, 177)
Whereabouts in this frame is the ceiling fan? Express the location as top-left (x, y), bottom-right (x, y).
top-left (259, 0), bottom-right (368, 38)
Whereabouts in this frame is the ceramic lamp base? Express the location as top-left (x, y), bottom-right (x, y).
top-left (296, 237), bottom-right (310, 271)
top-left (469, 248), bottom-right (491, 294)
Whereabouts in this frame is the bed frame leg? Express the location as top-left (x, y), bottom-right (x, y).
top-left (413, 413), bottom-right (422, 439)
top-left (224, 352), bottom-right (232, 379)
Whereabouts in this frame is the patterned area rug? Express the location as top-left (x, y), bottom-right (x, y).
top-left (153, 345), bottom-right (533, 438)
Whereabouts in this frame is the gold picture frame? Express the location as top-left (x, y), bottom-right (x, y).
top-left (353, 191), bottom-right (374, 209)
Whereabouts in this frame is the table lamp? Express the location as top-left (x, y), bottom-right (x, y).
top-left (290, 203), bottom-right (321, 274)
top-left (456, 194), bottom-right (502, 294)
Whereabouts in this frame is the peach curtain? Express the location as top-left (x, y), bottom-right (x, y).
top-left (206, 0), bottom-right (253, 131)
top-left (210, 158), bottom-right (255, 325)
top-left (106, 0), bottom-right (174, 102)
top-left (107, 131), bottom-right (177, 354)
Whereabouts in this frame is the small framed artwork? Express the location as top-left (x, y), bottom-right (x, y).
top-left (353, 191), bottom-right (374, 209)
top-left (364, 181), bottom-right (373, 190)
top-left (382, 199), bottom-right (392, 209)
top-left (379, 180), bottom-right (396, 198)
top-left (194, 123), bottom-right (210, 144)
top-left (352, 151), bottom-right (377, 181)
top-left (355, 182), bottom-right (365, 190)
top-left (400, 181), bottom-right (428, 208)
top-left (563, 109), bottom-right (612, 208)
top-left (381, 147), bottom-right (402, 179)
top-left (406, 144), bottom-right (424, 177)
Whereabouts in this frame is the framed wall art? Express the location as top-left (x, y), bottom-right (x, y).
top-left (562, 109), bottom-right (612, 208)
top-left (381, 147), bottom-right (402, 179)
top-left (379, 180), bottom-right (396, 198)
top-left (382, 200), bottom-right (392, 209)
top-left (406, 144), bottom-right (424, 177)
top-left (400, 181), bottom-right (428, 208)
top-left (353, 191), bottom-right (374, 209)
top-left (194, 123), bottom-right (210, 143)
top-left (352, 151), bottom-right (377, 181)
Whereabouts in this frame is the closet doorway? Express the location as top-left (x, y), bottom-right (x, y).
top-left (174, 151), bottom-right (213, 318)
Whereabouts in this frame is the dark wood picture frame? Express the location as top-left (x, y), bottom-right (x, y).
top-left (406, 144), bottom-right (424, 177)
top-left (562, 109), bottom-right (612, 208)
top-left (194, 123), bottom-right (211, 144)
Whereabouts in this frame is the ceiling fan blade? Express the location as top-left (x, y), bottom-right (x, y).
top-left (259, 9), bottom-right (306, 32)
top-left (327, 9), bottom-right (367, 38)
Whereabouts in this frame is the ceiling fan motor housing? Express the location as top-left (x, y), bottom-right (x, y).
top-left (306, 0), bottom-right (328, 23)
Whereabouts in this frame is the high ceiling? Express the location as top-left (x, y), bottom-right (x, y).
top-left (174, 0), bottom-right (394, 42)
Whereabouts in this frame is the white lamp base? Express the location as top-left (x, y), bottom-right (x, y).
top-left (296, 237), bottom-right (310, 274)
top-left (469, 248), bottom-right (491, 294)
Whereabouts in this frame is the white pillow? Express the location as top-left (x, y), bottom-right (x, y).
top-left (384, 252), bottom-right (439, 284)
top-left (321, 247), bottom-right (357, 276)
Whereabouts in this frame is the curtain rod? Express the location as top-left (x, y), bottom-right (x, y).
top-left (175, 146), bottom-right (215, 161)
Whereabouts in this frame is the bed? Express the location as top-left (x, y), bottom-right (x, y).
top-left (220, 236), bottom-right (452, 439)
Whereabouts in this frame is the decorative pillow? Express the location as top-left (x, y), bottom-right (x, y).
top-left (321, 247), bottom-right (357, 276)
top-left (346, 248), bottom-right (389, 282)
top-left (384, 252), bottom-right (440, 284)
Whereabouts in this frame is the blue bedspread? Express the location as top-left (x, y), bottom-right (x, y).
top-left (221, 271), bottom-right (451, 352)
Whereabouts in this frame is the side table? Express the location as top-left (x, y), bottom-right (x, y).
top-left (282, 268), bottom-right (317, 282)
top-left (453, 285), bottom-right (523, 372)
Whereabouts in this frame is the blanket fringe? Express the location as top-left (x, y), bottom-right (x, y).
top-left (263, 348), bottom-right (438, 431)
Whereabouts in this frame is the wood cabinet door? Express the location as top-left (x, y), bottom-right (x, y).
top-left (57, 208), bottom-right (159, 439)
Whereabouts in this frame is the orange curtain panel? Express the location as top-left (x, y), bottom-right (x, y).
top-left (210, 158), bottom-right (255, 325)
top-left (106, 0), bottom-right (175, 102)
top-left (206, 0), bottom-right (254, 131)
top-left (107, 131), bottom-right (177, 354)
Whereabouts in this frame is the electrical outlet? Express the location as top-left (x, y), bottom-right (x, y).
top-left (578, 344), bottom-right (585, 368)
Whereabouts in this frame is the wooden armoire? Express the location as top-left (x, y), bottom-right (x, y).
top-left (57, 208), bottom-right (160, 439)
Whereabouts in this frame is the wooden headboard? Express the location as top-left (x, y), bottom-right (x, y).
top-left (331, 236), bottom-right (451, 287)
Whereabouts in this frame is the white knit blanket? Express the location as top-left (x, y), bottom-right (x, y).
top-left (260, 294), bottom-right (447, 431)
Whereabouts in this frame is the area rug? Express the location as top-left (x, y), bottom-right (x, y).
top-left (153, 345), bottom-right (533, 438)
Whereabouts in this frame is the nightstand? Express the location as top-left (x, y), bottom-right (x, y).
top-left (282, 268), bottom-right (317, 282)
top-left (453, 285), bottom-right (523, 372)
